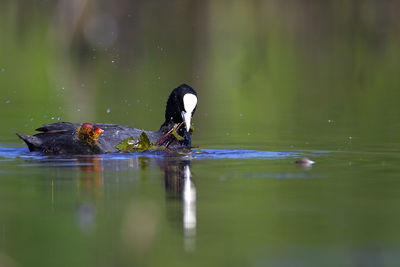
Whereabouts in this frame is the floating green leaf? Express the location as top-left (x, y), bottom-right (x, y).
top-left (137, 132), bottom-right (151, 150)
top-left (115, 126), bottom-right (196, 153)
top-left (115, 136), bottom-right (136, 152)
top-left (115, 132), bottom-right (166, 152)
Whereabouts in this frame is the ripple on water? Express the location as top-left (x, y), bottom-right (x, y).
top-left (0, 146), bottom-right (301, 162)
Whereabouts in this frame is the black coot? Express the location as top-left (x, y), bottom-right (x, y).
top-left (17, 84), bottom-right (198, 155)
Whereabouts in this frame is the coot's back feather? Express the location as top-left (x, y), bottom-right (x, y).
top-left (17, 84), bottom-right (198, 155)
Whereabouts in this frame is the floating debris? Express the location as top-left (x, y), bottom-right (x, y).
top-left (115, 132), bottom-right (161, 152)
top-left (296, 157), bottom-right (315, 168)
top-left (116, 122), bottom-right (187, 152)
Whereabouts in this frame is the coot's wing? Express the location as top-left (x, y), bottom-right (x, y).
top-left (35, 122), bottom-right (79, 133)
top-left (17, 122), bottom-right (78, 152)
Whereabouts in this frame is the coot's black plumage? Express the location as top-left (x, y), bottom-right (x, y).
top-left (17, 84), bottom-right (198, 155)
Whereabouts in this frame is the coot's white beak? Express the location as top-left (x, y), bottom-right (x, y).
top-left (182, 93), bottom-right (197, 132)
top-left (182, 111), bottom-right (192, 132)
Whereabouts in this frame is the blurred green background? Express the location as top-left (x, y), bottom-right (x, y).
top-left (2, 1), bottom-right (400, 267)
top-left (1, 0), bottom-right (400, 150)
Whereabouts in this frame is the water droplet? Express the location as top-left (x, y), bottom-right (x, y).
top-left (247, 133), bottom-right (251, 136)
top-left (104, 80), bottom-right (107, 84)
top-left (106, 108), bottom-right (111, 113)
top-left (61, 87), bottom-right (65, 90)
top-left (1, 68), bottom-right (5, 72)
top-left (328, 119), bottom-right (333, 123)
top-left (239, 113), bottom-right (243, 118)
top-left (5, 100), bottom-right (10, 104)
top-left (349, 136), bottom-right (352, 139)
top-left (77, 108), bottom-right (81, 112)
top-left (157, 76), bottom-right (160, 80)
top-left (57, 117), bottom-right (61, 121)
top-left (81, 83), bottom-right (85, 88)
top-left (111, 60), bottom-right (115, 63)
top-left (13, 90), bottom-right (16, 94)
top-left (51, 117), bottom-right (55, 120)
top-left (30, 118), bottom-right (34, 122)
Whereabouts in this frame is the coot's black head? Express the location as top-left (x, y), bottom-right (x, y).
top-left (164, 84), bottom-right (198, 132)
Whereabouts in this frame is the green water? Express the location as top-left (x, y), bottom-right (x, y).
top-left (1, 1), bottom-right (400, 266)
top-left (1, 148), bottom-right (400, 266)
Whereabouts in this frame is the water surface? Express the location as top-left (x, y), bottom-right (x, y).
top-left (1, 145), bottom-right (400, 266)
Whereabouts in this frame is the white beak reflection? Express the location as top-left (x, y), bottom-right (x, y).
top-left (182, 164), bottom-right (196, 251)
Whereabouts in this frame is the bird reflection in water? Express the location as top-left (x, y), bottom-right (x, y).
top-left (74, 156), bottom-right (104, 234)
top-left (162, 159), bottom-right (197, 252)
top-left (49, 154), bottom-right (197, 250)
top-left (182, 164), bottom-right (196, 249)
top-left (75, 156), bottom-right (104, 198)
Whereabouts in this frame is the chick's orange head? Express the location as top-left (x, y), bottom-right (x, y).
top-left (93, 126), bottom-right (104, 135)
